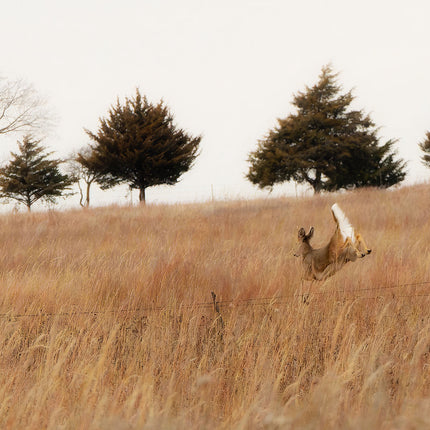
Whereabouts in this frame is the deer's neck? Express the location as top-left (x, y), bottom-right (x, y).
top-left (301, 241), bottom-right (313, 258)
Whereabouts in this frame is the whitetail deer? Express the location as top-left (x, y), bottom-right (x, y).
top-left (294, 203), bottom-right (371, 281)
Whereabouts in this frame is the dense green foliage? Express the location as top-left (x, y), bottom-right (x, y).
top-left (81, 89), bottom-right (201, 202)
top-left (0, 135), bottom-right (73, 210)
top-left (247, 66), bottom-right (407, 193)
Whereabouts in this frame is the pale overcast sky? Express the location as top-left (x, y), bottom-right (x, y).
top-left (1, 0), bottom-right (429, 207)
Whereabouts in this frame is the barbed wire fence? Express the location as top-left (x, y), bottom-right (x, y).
top-left (0, 280), bottom-right (429, 321)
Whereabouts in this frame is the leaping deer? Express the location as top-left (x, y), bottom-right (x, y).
top-left (294, 203), bottom-right (371, 281)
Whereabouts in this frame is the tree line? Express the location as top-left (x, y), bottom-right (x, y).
top-left (0, 67), bottom-right (429, 211)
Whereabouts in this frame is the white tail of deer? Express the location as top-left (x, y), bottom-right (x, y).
top-left (294, 203), bottom-right (371, 281)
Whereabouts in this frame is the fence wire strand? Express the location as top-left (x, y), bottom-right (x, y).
top-left (0, 280), bottom-right (429, 320)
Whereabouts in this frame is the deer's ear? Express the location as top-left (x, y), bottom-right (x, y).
top-left (307, 227), bottom-right (314, 239)
top-left (298, 228), bottom-right (306, 239)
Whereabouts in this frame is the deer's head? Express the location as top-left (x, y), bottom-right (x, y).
top-left (294, 227), bottom-right (314, 257)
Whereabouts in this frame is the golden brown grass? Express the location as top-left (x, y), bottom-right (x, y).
top-left (0, 184), bottom-right (429, 429)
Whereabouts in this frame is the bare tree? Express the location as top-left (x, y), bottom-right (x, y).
top-left (0, 76), bottom-right (52, 137)
top-left (68, 147), bottom-right (118, 208)
top-left (67, 149), bottom-right (97, 208)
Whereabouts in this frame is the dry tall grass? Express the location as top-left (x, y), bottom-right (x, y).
top-left (0, 185), bottom-right (429, 429)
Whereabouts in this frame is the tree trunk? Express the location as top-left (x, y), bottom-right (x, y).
top-left (313, 183), bottom-right (322, 194)
top-left (77, 181), bottom-right (84, 207)
top-left (312, 170), bottom-right (323, 194)
top-left (303, 170), bottom-right (323, 194)
top-left (86, 181), bottom-right (91, 207)
top-left (26, 194), bottom-right (31, 212)
top-left (139, 187), bottom-right (146, 204)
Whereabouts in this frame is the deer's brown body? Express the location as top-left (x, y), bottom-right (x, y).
top-left (295, 204), bottom-right (371, 281)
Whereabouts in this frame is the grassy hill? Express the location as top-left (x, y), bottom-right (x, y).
top-left (0, 184), bottom-right (429, 429)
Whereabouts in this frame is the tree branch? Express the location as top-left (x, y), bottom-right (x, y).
top-left (0, 77), bottom-right (52, 136)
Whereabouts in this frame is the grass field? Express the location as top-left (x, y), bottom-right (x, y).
top-left (0, 184), bottom-right (429, 429)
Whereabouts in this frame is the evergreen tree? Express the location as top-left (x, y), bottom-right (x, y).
top-left (247, 65), bottom-right (406, 193)
top-left (0, 135), bottom-right (73, 211)
top-left (83, 89), bottom-right (201, 203)
top-left (419, 130), bottom-right (430, 169)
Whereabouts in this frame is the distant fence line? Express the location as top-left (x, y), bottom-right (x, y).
top-left (0, 281), bottom-right (429, 321)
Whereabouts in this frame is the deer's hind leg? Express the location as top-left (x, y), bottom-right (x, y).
top-left (336, 236), bottom-right (369, 262)
top-left (329, 233), bottom-right (360, 262)
top-left (355, 233), bottom-right (372, 256)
